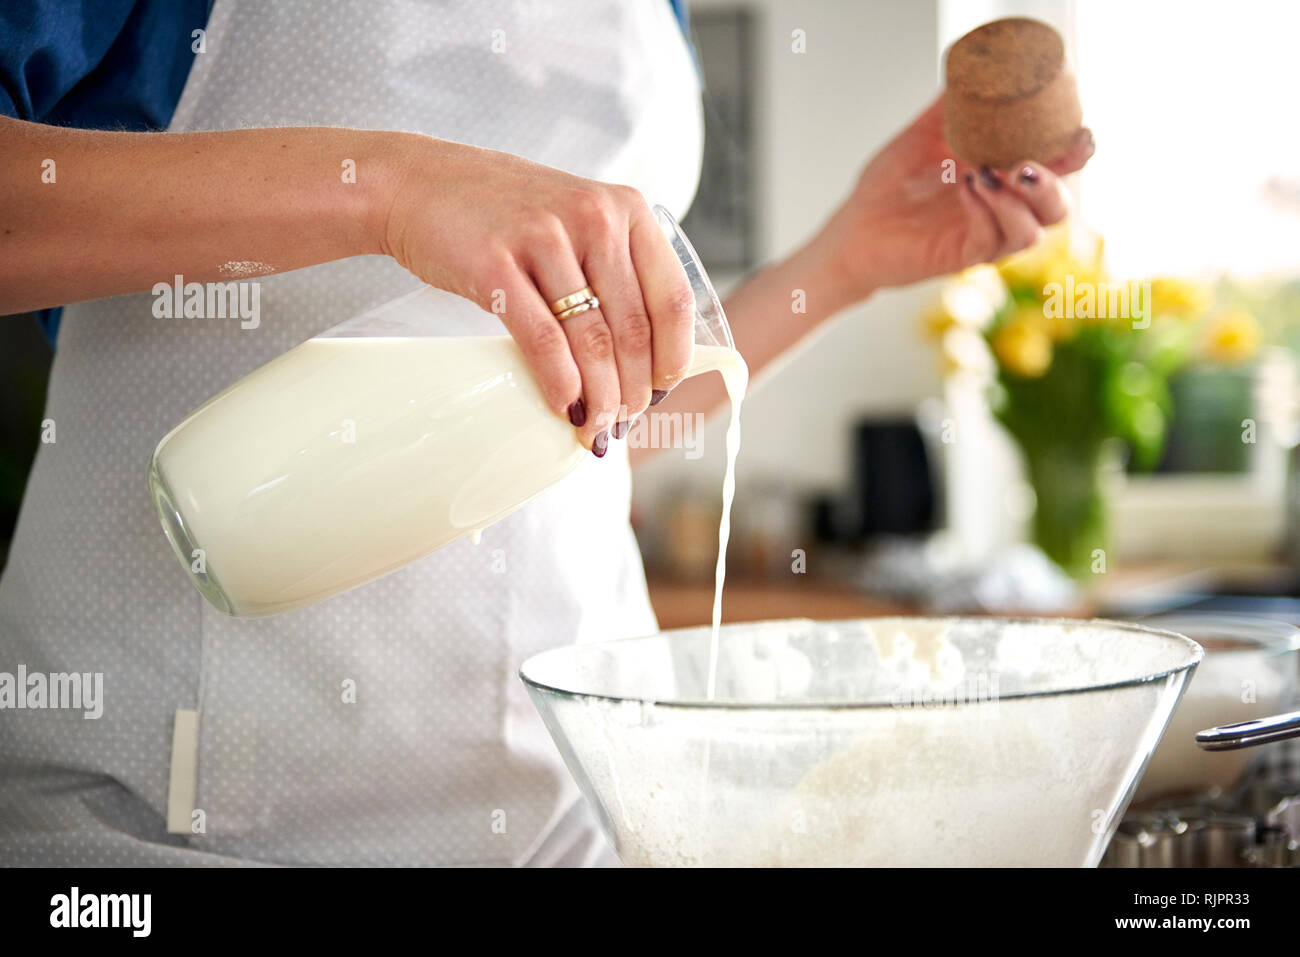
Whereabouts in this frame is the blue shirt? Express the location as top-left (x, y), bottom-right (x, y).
top-left (2, 0), bottom-right (691, 346)
top-left (1, 0), bottom-right (213, 344)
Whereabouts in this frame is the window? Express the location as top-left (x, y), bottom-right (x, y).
top-left (1075, 0), bottom-right (1300, 279)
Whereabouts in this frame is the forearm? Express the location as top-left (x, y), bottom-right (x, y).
top-left (0, 117), bottom-right (404, 313)
top-left (720, 238), bottom-right (862, 392)
top-left (631, 232), bottom-right (867, 464)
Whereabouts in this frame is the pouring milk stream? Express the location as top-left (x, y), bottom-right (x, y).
top-left (150, 206), bottom-right (744, 696)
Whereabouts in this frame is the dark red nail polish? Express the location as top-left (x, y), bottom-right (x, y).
top-left (1018, 165), bottom-right (1039, 185)
top-left (612, 420), bottom-right (628, 439)
top-left (650, 389), bottom-right (669, 406)
top-left (567, 399), bottom-right (586, 427)
top-left (978, 166), bottom-right (1002, 190)
top-left (592, 431), bottom-right (609, 458)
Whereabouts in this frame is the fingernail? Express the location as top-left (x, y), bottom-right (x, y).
top-left (650, 389), bottom-right (669, 406)
top-left (611, 420), bottom-right (628, 439)
top-left (592, 430), bottom-right (609, 458)
top-left (1078, 127), bottom-right (1095, 156)
top-left (978, 166), bottom-right (1002, 190)
top-left (1017, 165), bottom-right (1039, 185)
top-left (567, 399), bottom-right (586, 428)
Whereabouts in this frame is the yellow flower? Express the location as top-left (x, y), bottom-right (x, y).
top-left (1203, 309), bottom-right (1260, 364)
top-left (1149, 278), bottom-right (1210, 321)
top-left (996, 224), bottom-right (1093, 292)
top-left (991, 311), bottom-right (1053, 377)
top-left (921, 302), bottom-right (958, 340)
top-left (1034, 298), bottom-right (1079, 341)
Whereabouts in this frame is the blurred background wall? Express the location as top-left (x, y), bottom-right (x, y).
top-left (638, 0), bottom-right (946, 515)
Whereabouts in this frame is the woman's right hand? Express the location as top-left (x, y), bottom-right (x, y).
top-left (378, 134), bottom-right (697, 456)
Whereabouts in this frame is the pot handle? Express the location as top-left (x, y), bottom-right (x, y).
top-left (1196, 709), bottom-right (1300, 751)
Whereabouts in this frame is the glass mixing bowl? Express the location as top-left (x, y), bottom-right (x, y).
top-left (520, 617), bottom-right (1201, 867)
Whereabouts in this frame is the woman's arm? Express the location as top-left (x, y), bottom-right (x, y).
top-left (631, 234), bottom-right (861, 444)
top-left (0, 117), bottom-right (396, 310)
top-left (0, 116), bottom-right (699, 453)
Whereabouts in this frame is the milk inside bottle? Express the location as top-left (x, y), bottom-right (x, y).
top-left (150, 206), bottom-right (746, 618)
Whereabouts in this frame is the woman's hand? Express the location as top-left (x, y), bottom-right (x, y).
top-left (813, 96), bottom-right (1095, 302)
top-left (380, 136), bottom-right (696, 455)
top-left (637, 96), bottom-right (1096, 462)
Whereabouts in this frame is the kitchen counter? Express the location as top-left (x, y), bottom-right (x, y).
top-left (647, 559), bottom-right (1293, 630)
top-left (648, 577), bottom-right (912, 630)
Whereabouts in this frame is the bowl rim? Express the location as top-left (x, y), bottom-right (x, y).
top-left (518, 615), bottom-right (1205, 711)
top-left (1138, 612), bottom-right (1300, 656)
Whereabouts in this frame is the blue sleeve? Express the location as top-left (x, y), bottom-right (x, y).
top-left (668, 0), bottom-right (689, 35)
top-left (1, 1), bottom-right (136, 121)
top-left (0, 0), bottom-right (209, 129)
top-left (1, 1), bottom-right (211, 346)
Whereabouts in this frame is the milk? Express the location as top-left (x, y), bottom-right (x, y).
top-left (151, 334), bottom-right (746, 619)
top-left (708, 357), bottom-right (746, 698)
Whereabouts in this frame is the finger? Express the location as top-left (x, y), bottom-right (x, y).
top-left (496, 268), bottom-right (583, 422)
top-left (1047, 127), bottom-right (1095, 176)
top-left (625, 195), bottom-right (695, 395)
top-left (957, 170), bottom-right (1005, 264)
top-left (582, 227), bottom-right (653, 432)
top-left (525, 229), bottom-right (620, 455)
top-left (965, 167), bottom-right (1044, 258)
top-left (557, 306), bottom-right (619, 455)
top-left (1003, 161), bottom-right (1072, 226)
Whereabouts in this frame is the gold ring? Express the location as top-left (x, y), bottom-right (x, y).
top-left (550, 286), bottom-right (597, 315)
top-left (555, 298), bottom-right (599, 321)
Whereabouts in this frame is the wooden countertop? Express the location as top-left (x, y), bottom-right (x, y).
top-left (646, 560), bottom-right (1289, 630)
top-left (647, 578), bottom-right (913, 630)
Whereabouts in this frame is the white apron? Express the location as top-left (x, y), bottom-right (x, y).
top-left (0, 0), bottom-right (702, 866)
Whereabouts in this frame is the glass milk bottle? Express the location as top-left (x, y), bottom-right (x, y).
top-left (149, 207), bottom-right (743, 617)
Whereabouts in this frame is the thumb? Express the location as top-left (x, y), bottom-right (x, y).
top-left (1046, 127), bottom-right (1096, 176)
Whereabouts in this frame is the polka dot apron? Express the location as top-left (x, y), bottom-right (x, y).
top-left (0, 0), bottom-right (702, 866)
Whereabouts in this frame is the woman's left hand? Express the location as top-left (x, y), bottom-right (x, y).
top-left (814, 95), bottom-right (1095, 302)
top-left (635, 95), bottom-right (1095, 462)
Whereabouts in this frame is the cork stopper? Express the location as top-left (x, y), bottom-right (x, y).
top-left (943, 18), bottom-right (1083, 168)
